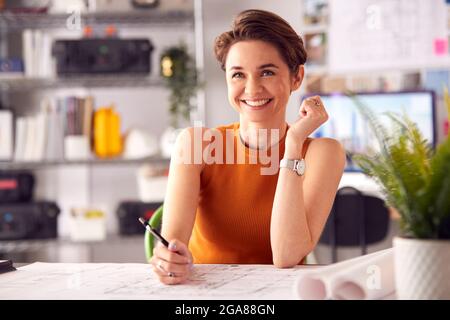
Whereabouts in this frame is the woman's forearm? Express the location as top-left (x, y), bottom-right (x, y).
top-left (270, 139), bottom-right (313, 268)
top-left (161, 128), bottom-right (204, 246)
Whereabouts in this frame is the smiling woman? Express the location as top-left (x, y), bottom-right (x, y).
top-left (148, 9), bottom-right (346, 285)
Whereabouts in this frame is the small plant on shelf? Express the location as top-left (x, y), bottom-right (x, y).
top-left (160, 43), bottom-right (200, 128)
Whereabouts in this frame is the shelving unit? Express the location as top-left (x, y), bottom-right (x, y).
top-left (0, 11), bottom-right (194, 29)
top-left (0, 1), bottom-right (205, 263)
top-left (0, 10), bottom-right (195, 91)
top-left (0, 234), bottom-right (144, 252)
top-left (0, 3), bottom-right (204, 107)
top-left (0, 75), bottom-right (165, 91)
top-left (0, 155), bottom-right (170, 170)
top-left (0, 2), bottom-right (205, 163)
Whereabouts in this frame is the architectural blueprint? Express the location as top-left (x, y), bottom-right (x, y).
top-left (0, 262), bottom-right (320, 299)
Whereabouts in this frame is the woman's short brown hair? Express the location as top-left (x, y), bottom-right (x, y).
top-left (214, 9), bottom-right (307, 75)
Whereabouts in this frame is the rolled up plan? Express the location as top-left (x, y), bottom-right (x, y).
top-left (294, 248), bottom-right (394, 300)
top-left (329, 249), bottom-right (394, 299)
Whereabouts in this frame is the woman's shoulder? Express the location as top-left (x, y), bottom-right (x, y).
top-left (174, 123), bottom-right (238, 168)
top-left (306, 137), bottom-right (346, 162)
top-left (308, 137), bottom-right (343, 148)
top-left (174, 126), bottom-right (210, 159)
top-left (307, 137), bottom-right (344, 152)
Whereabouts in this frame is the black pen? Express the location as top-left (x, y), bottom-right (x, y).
top-left (138, 217), bottom-right (170, 248)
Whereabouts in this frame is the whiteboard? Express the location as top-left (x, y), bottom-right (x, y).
top-left (328, 0), bottom-right (449, 73)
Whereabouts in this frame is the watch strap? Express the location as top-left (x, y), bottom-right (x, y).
top-left (280, 158), bottom-right (305, 176)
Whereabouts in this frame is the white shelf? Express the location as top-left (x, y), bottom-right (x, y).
top-left (0, 234), bottom-right (144, 253)
top-left (0, 155), bottom-right (169, 170)
top-left (0, 11), bottom-right (194, 29)
top-left (0, 75), bottom-right (165, 91)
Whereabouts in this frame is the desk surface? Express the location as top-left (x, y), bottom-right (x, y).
top-left (0, 262), bottom-right (321, 300)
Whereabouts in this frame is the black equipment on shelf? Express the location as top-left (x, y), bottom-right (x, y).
top-left (0, 171), bottom-right (35, 203)
top-left (52, 38), bottom-right (154, 75)
top-left (0, 201), bottom-right (60, 240)
top-left (116, 201), bottom-right (163, 235)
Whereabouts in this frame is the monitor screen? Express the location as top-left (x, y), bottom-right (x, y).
top-left (302, 91), bottom-right (436, 171)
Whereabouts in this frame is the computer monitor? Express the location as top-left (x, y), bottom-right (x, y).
top-left (302, 91), bottom-right (436, 171)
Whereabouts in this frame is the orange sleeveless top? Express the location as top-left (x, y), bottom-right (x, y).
top-left (188, 122), bottom-right (311, 264)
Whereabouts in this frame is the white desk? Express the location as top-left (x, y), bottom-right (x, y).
top-left (0, 262), bottom-right (321, 300)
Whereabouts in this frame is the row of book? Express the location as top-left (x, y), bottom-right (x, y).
top-left (22, 29), bottom-right (54, 78)
top-left (0, 29), bottom-right (54, 79)
top-left (0, 96), bottom-right (94, 162)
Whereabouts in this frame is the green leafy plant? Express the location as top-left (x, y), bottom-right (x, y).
top-left (160, 43), bottom-right (200, 128)
top-left (351, 91), bottom-right (450, 239)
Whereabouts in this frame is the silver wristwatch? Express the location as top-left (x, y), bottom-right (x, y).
top-left (279, 158), bottom-right (306, 176)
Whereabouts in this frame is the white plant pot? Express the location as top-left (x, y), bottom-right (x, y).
top-left (394, 236), bottom-right (450, 299)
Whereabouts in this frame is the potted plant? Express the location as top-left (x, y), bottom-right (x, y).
top-left (352, 90), bottom-right (450, 299)
top-left (159, 43), bottom-right (199, 158)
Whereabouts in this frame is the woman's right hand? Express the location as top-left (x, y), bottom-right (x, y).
top-left (149, 239), bottom-right (193, 285)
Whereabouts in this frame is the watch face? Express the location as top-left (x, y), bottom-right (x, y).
top-left (296, 159), bottom-right (306, 175)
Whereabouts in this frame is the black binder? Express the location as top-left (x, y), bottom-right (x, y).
top-left (0, 260), bottom-right (16, 274)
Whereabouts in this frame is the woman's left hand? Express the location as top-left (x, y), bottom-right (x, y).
top-left (287, 95), bottom-right (328, 144)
